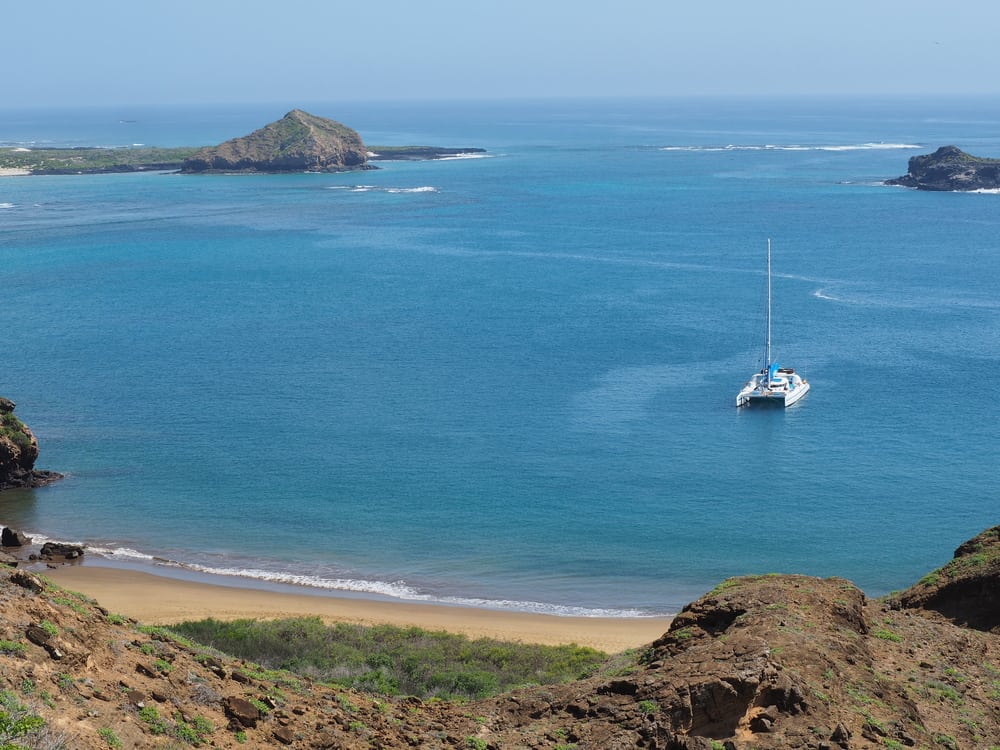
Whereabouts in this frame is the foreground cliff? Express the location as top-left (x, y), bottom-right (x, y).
top-left (0, 399), bottom-right (61, 490)
top-left (182, 110), bottom-right (369, 174)
top-left (886, 145), bottom-right (1000, 191)
top-left (0, 526), bottom-right (997, 748)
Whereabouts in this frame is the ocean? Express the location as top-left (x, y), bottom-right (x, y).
top-left (1, 96), bottom-right (997, 617)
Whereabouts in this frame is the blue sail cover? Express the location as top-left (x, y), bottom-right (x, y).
top-left (768, 362), bottom-right (780, 382)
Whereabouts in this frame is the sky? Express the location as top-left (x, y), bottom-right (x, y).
top-left (4, 0), bottom-right (999, 108)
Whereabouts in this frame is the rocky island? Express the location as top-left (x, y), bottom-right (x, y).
top-left (181, 109), bottom-right (369, 174)
top-left (886, 145), bottom-right (1000, 191)
top-left (0, 398), bottom-right (61, 490)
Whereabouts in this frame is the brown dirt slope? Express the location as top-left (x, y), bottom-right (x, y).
top-left (1, 526), bottom-right (997, 749)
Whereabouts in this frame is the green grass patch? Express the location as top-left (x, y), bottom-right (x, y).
top-left (873, 628), bottom-right (903, 643)
top-left (0, 641), bottom-right (27, 657)
top-left (170, 616), bottom-right (607, 700)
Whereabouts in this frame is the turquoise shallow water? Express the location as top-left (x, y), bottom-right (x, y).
top-left (1, 97), bottom-right (998, 615)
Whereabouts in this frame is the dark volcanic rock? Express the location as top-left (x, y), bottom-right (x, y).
top-left (886, 145), bottom-right (1000, 191)
top-left (0, 398), bottom-right (62, 490)
top-left (1, 528), bottom-right (31, 547)
top-left (39, 542), bottom-right (85, 561)
top-left (182, 109), bottom-right (369, 173)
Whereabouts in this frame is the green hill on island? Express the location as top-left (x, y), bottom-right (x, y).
top-left (181, 109), bottom-right (368, 173)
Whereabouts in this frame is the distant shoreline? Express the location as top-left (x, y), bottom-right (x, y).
top-left (43, 562), bottom-right (671, 653)
top-left (0, 145), bottom-right (486, 176)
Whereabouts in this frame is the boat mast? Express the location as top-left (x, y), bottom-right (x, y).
top-left (765, 238), bottom-right (772, 369)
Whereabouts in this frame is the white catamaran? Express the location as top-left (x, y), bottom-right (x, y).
top-left (736, 239), bottom-right (810, 408)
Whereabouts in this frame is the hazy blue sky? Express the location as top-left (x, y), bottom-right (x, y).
top-left (4, 0), bottom-right (998, 107)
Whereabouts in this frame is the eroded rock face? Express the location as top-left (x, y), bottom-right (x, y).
top-left (182, 110), bottom-right (369, 173)
top-left (886, 145), bottom-right (1000, 191)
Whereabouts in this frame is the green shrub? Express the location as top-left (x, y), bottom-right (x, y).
top-left (637, 699), bottom-right (658, 714)
top-left (0, 691), bottom-right (46, 748)
top-left (170, 617), bottom-right (608, 701)
top-left (138, 705), bottom-right (169, 735)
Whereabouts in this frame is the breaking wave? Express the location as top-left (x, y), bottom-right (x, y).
top-left (661, 142), bottom-right (922, 152)
top-left (30, 535), bottom-right (655, 618)
top-left (327, 185), bottom-right (438, 194)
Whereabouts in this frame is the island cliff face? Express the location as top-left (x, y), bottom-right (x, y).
top-left (182, 110), bottom-right (369, 174)
top-left (0, 398), bottom-right (61, 490)
top-left (886, 145), bottom-right (1000, 191)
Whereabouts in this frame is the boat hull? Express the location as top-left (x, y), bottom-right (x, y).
top-left (739, 380), bottom-right (810, 408)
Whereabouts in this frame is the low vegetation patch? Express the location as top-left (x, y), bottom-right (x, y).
top-left (0, 690), bottom-right (47, 748)
top-left (0, 412), bottom-right (32, 453)
top-left (0, 146), bottom-right (199, 174)
top-left (170, 616), bottom-right (607, 700)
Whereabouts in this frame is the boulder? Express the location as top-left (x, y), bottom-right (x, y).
top-left (1, 527), bottom-right (31, 547)
top-left (222, 696), bottom-right (261, 729)
top-left (39, 542), bottom-right (85, 561)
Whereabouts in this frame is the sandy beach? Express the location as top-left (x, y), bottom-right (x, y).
top-left (0, 168), bottom-right (31, 176)
top-left (44, 564), bottom-right (671, 653)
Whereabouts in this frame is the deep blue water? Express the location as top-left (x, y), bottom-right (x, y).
top-left (1, 97), bottom-right (998, 616)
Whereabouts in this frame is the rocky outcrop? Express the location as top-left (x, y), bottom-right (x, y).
top-left (1, 526), bottom-right (998, 748)
top-left (0, 398), bottom-right (61, 490)
top-left (181, 110), bottom-right (369, 174)
top-left (890, 524), bottom-right (1000, 633)
top-left (886, 145), bottom-right (1000, 191)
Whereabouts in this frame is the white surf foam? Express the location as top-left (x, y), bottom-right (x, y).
top-left (176, 562), bottom-right (647, 617)
top-left (435, 152), bottom-right (491, 161)
top-left (326, 185), bottom-right (438, 194)
top-left (30, 535), bottom-right (655, 618)
top-left (661, 142), bottom-right (922, 153)
top-left (0, 202), bottom-right (14, 209)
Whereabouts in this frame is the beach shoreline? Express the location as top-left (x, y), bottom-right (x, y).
top-left (42, 562), bottom-right (672, 653)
